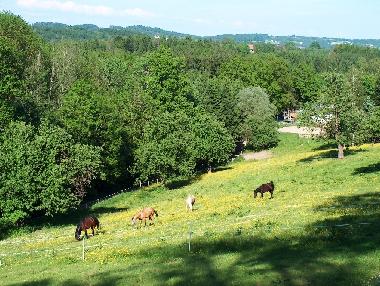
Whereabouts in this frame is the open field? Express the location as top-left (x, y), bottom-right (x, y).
top-left (1, 134), bottom-right (380, 286)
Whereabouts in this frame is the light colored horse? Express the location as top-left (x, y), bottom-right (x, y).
top-left (186, 195), bottom-right (196, 211)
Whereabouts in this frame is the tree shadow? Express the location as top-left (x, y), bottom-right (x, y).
top-left (165, 165), bottom-right (232, 190)
top-left (314, 192), bottom-right (380, 215)
top-left (127, 192), bottom-right (380, 285)
top-left (212, 166), bottom-right (233, 173)
top-left (353, 163), bottom-right (380, 175)
top-left (298, 149), bottom-right (366, 163)
top-left (29, 206), bottom-right (129, 228)
top-left (8, 272), bottom-right (125, 286)
top-left (312, 142), bottom-right (337, 151)
top-left (131, 229), bottom-right (368, 285)
top-left (7, 192), bottom-right (380, 285)
top-left (9, 279), bottom-right (53, 286)
top-left (91, 206), bottom-right (129, 217)
top-left (165, 176), bottom-right (200, 190)
top-left (0, 206), bottom-right (132, 241)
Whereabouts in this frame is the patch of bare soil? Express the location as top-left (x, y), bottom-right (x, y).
top-left (278, 125), bottom-right (321, 137)
top-left (242, 150), bottom-right (273, 161)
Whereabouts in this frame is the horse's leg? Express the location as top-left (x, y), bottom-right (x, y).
top-left (91, 226), bottom-right (95, 236)
top-left (84, 229), bottom-right (88, 238)
top-left (261, 192), bottom-right (263, 198)
top-left (270, 191), bottom-right (273, 199)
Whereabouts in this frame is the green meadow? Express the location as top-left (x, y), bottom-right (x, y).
top-left (1, 133), bottom-right (380, 286)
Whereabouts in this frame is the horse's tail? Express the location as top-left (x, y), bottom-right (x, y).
top-left (75, 224), bottom-right (82, 241)
top-left (91, 215), bottom-right (100, 229)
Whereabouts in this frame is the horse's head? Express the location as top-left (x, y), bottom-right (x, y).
top-left (75, 224), bottom-right (82, 241)
top-left (253, 189), bottom-right (258, 198)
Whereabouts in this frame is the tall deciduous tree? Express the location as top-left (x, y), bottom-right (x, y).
top-left (236, 87), bottom-right (279, 151)
top-left (191, 73), bottom-right (242, 140)
top-left (132, 48), bottom-right (234, 181)
top-left (56, 81), bottom-right (132, 183)
top-left (0, 12), bottom-right (51, 125)
top-left (299, 72), bottom-right (366, 159)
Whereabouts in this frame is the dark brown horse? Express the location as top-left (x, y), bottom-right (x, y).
top-left (131, 207), bottom-right (158, 227)
top-left (75, 215), bottom-right (100, 240)
top-left (253, 181), bottom-right (274, 199)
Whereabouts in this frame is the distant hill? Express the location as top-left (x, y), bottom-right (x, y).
top-left (33, 22), bottom-right (380, 49)
top-left (32, 22), bottom-right (192, 41)
top-left (207, 33), bottom-right (380, 49)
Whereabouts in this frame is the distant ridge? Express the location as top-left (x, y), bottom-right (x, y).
top-left (32, 22), bottom-right (380, 48)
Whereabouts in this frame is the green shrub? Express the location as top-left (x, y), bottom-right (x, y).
top-left (0, 121), bottom-right (102, 223)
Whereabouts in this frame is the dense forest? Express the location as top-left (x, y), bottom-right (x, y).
top-left (1, 12), bottom-right (380, 226)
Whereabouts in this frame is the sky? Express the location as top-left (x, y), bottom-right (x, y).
top-left (0, 0), bottom-right (379, 39)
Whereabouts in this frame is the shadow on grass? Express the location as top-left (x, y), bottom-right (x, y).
top-left (129, 224), bottom-right (374, 285)
top-left (312, 142), bottom-right (337, 151)
top-left (165, 165), bottom-right (232, 190)
top-left (314, 192), bottom-right (380, 214)
top-left (9, 279), bottom-right (53, 286)
top-left (9, 274), bottom-right (125, 286)
top-left (29, 206), bottom-right (129, 228)
top-left (165, 176), bottom-right (200, 190)
top-left (0, 205), bottom-right (131, 241)
top-left (132, 192), bottom-right (380, 285)
top-left (353, 163), bottom-right (380, 175)
top-left (298, 148), bottom-right (367, 163)
top-left (8, 192), bottom-right (380, 286)
top-left (212, 166), bottom-right (233, 173)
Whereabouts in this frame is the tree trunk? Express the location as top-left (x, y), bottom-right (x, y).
top-left (338, 144), bottom-right (344, 159)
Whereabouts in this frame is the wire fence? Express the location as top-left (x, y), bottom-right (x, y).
top-left (1, 196), bottom-right (378, 247)
top-left (0, 215), bottom-right (375, 262)
top-left (0, 179), bottom-right (378, 264)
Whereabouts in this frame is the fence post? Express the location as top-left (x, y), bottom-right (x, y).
top-left (188, 223), bottom-right (192, 252)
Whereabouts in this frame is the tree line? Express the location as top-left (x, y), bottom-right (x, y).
top-left (1, 12), bottom-right (380, 225)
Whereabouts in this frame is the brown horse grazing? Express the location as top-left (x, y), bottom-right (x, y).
top-left (75, 215), bottom-right (100, 241)
top-left (253, 181), bottom-right (275, 199)
top-left (131, 207), bottom-right (158, 227)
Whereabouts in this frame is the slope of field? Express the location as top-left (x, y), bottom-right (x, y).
top-left (1, 134), bottom-right (380, 286)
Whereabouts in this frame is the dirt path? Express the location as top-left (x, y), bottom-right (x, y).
top-left (278, 125), bottom-right (321, 137)
top-left (241, 125), bottom-right (320, 161)
top-left (242, 150), bottom-right (273, 160)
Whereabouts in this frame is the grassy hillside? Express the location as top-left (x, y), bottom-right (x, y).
top-left (1, 134), bottom-right (380, 286)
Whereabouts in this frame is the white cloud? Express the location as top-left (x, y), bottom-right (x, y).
top-left (16, 0), bottom-right (154, 17)
top-left (122, 8), bottom-right (154, 17)
top-left (232, 20), bottom-right (244, 28)
top-left (193, 18), bottom-right (207, 24)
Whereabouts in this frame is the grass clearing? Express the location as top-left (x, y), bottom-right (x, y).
top-left (1, 133), bottom-right (380, 285)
